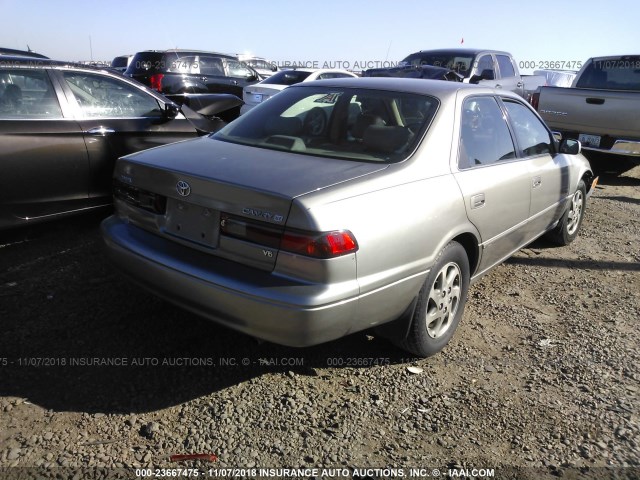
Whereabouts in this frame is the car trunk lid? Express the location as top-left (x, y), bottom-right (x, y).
top-left (243, 85), bottom-right (287, 104)
top-left (114, 137), bottom-right (386, 270)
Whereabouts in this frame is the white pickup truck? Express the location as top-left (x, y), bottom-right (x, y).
top-left (536, 55), bottom-right (640, 159)
top-left (364, 49), bottom-right (546, 102)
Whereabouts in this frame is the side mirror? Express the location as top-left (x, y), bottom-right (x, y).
top-left (164, 103), bottom-right (180, 119)
top-left (559, 138), bottom-right (581, 155)
top-left (246, 73), bottom-right (258, 82)
top-left (271, 64), bottom-right (278, 72)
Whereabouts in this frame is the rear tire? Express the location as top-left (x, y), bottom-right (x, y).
top-left (399, 241), bottom-right (470, 357)
top-left (547, 179), bottom-right (586, 246)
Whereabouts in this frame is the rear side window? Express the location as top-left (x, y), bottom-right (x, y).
top-left (0, 69), bottom-right (63, 119)
top-left (227, 60), bottom-right (254, 78)
top-left (458, 96), bottom-right (516, 169)
top-left (575, 57), bottom-right (640, 91)
top-left (496, 55), bottom-right (516, 78)
top-left (111, 56), bottom-right (131, 69)
top-left (168, 55), bottom-right (225, 76)
top-left (167, 56), bottom-right (201, 74)
top-left (502, 100), bottom-right (553, 157)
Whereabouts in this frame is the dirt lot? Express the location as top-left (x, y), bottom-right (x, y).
top-left (0, 162), bottom-right (638, 480)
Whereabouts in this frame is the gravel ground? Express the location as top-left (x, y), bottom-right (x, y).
top-left (0, 163), bottom-right (638, 480)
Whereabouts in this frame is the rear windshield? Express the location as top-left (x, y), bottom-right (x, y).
top-left (125, 52), bottom-right (166, 74)
top-left (213, 85), bottom-right (439, 163)
top-left (401, 52), bottom-right (475, 78)
top-left (111, 56), bottom-right (130, 68)
top-left (261, 70), bottom-right (313, 85)
top-left (575, 57), bottom-right (640, 91)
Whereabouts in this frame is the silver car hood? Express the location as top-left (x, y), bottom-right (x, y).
top-left (120, 136), bottom-right (388, 198)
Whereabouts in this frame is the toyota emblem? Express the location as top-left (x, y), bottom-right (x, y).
top-left (176, 180), bottom-right (191, 197)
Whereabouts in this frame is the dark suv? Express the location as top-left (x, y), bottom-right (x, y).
top-left (125, 50), bottom-right (260, 119)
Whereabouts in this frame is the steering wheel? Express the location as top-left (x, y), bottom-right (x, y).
top-left (303, 107), bottom-right (327, 136)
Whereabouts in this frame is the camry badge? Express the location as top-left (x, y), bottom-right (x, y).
top-left (176, 180), bottom-right (191, 197)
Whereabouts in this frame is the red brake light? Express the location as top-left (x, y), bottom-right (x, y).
top-left (219, 213), bottom-right (358, 259)
top-left (531, 91), bottom-right (540, 110)
top-left (281, 230), bottom-right (358, 259)
top-left (150, 73), bottom-right (164, 91)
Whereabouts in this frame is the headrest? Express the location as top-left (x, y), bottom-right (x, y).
top-left (264, 116), bottom-right (303, 136)
top-left (363, 125), bottom-right (412, 153)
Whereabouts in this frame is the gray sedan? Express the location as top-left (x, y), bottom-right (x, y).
top-left (102, 78), bottom-right (595, 357)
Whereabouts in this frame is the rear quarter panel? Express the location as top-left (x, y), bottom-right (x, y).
top-left (284, 106), bottom-right (478, 331)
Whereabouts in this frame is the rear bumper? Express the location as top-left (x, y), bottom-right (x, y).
top-left (100, 216), bottom-right (359, 347)
top-left (552, 131), bottom-right (640, 157)
top-left (583, 139), bottom-right (640, 157)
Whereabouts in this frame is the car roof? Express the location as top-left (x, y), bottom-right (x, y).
top-left (0, 56), bottom-right (110, 71)
top-left (280, 68), bottom-right (355, 74)
top-left (588, 54), bottom-right (640, 61)
top-left (0, 47), bottom-right (49, 59)
top-left (293, 76), bottom-right (515, 100)
top-left (405, 48), bottom-right (510, 57)
top-left (134, 49), bottom-right (238, 59)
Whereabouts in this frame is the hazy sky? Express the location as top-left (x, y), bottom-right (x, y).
top-left (2, 0), bottom-right (639, 72)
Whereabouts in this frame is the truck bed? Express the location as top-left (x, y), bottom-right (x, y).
top-left (538, 86), bottom-right (640, 156)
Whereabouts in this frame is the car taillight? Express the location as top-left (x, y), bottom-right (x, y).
top-left (220, 213), bottom-right (358, 259)
top-left (281, 230), bottom-right (358, 259)
top-left (531, 91), bottom-right (540, 110)
top-left (150, 73), bottom-right (164, 91)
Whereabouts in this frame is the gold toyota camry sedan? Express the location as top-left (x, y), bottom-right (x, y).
top-left (102, 78), bottom-right (595, 357)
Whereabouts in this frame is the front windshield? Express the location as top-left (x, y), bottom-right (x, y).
top-left (213, 86), bottom-right (439, 163)
top-left (401, 52), bottom-right (474, 78)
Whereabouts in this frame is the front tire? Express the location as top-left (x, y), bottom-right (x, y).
top-left (399, 241), bottom-right (470, 357)
top-left (547, 179), bottom-right (586, 246)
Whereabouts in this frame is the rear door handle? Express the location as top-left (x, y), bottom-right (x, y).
top-left (86, 127), bottom-right (116, 136)
top-left (471, 193), bottom-right (485, 209)
top-left (586, 97), bottom-right (605, 105)
top-left (532, 176), bottom-right (542, 188)
top-left (495, 84), bottom-right (502, 89)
